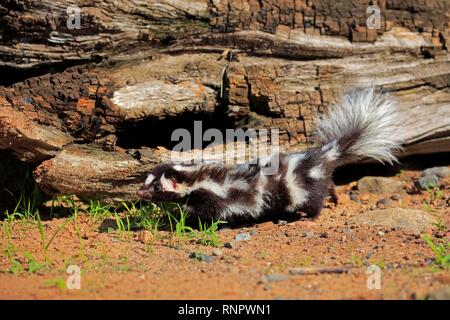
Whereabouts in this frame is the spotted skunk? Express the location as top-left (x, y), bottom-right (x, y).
top-left (137, 88), bottom-right (403, 221)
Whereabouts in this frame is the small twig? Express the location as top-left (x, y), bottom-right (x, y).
top-left (288, 266), bottom-right (351, 276)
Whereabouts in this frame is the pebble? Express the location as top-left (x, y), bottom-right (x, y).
top-left (235, 232), bottom-right (251, 241)
top-left (249, 229), bottom-right (258, 235)
top-left (82, 232), bottom-right (95, 240)
top-left (376, 198), bottom-right (391, 209)
top-left (285, 230), bottom-right (297, 237)
top-left (224, 241), bottom-right (240, 249)
top-left (211, 248), bottom-right (223, 257)
top-left (352, 208), bottom-right (436, 235)
top-left (137, 230), bottom-right (153, 244)
top-left (277, 220), bottom-right (288, 225)
top-left (422, 166), bottom-right (450, 179)
top-left (357, 176), bottom-right (404, 194)
top-left (189, 252), bottom-right (213, 263)
top-left (223, 242), bottom-right (233, 249)
top-left (349, 193), bottom-right (359, 202)
top-left (416, 175), bottom-right (439, 190)
top-left (302, 231), bottom-right (314, 239)
top-left (343, 228), bottom-right (353, 235)
top-left (377, 231), bottom-right (385, 236)
top-left (262, 274), bottom-right (289, 282)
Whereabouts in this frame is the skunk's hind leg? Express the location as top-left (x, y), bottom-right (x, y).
top-left (328, 182), bottom-right (339, 205)
top-left (299, 198), bottom-right (324, 219)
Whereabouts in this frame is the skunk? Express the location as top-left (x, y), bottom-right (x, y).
top-left (137, 88), bottom-right (403, 221)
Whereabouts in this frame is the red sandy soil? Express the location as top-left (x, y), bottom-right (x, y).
top-left (0, 169), bottom-right (449, 299)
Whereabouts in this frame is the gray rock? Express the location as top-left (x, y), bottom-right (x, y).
top-left (223, 242), bottom-right (233, 249)
top-left (422, 166), bottom-right (450, 179)
top-left (235, 232), bottom-right (251, 241)
top-left (376, 198), bottom-right (392, 209)
top-left (223, 241), bottom-right (240, 249)
top-left (426, 287), bottom-right (450, 300)
top-left (416, 175), bottom-right (439, 190)
top-left (352, 208), bottom-right (436, 235)
top-left (189, 252), bottom-right (214, 263)
top-left (202, 256), bottom-right (214, 263)
top-left (285, 230), bottom-right (297, 237)
top-left (349, 193), bottom-right (359, 202)
top-left (343, 228), bottom-right (353, 235)
top-left (262, 274), bottom-right (289, 282)
top-left (357, 176), bottom-right (404, 194)
top-left (277, 220), bottom-right (288, 225)
top-left (303, 231), bottom-right (314, 238)
top-left (211, 248), bottom-right (223, 257)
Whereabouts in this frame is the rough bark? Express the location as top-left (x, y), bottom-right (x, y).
top-left (1, 0), bottom-right (448, 68)
top-left (0, 0), bottom-right (449, 202)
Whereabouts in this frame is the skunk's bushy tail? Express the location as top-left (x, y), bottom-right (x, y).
top-left (315, 88), bottom-right (403, 165)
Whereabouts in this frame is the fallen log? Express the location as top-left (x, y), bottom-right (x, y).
top-left (2, 49), bottom-right (448, 159)
top-left (1, 0), bottom-right (448, 69)
top-left (0, 106), bottom-right (73, 162)
top-left (34, 141), bottom-right (261, 202)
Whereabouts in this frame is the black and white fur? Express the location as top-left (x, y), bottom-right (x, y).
top-left (137, 88), bottom-right (403, 221)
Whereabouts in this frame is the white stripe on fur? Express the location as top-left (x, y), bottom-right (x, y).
top-left (186, 176), bottom-right (249, 199)
top-left (321, 141), bottom-right (341, 161)
top-left (173, 164), bottom-right (200, 172)
top-left (285, 154), bottom-right (309, 211)
top-left (220, 174), bottom-right (268, 219)
top-left (144, 174), bottom-right (155, 186)
top-left (309, 165), bottom-right (325, 180)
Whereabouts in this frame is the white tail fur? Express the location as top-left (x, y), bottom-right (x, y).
top-left (315, 88), bottom-right (404, 164)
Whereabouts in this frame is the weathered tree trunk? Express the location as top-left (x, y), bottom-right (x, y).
top-left (0, 0), bottom-right (449, 202)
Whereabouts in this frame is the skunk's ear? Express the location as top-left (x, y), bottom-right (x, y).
top-left (160, 173), bottom-right (178, 192)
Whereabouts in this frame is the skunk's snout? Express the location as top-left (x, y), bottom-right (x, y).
top-left (137, 187), bottom-right (152, 199)
top-left (136, 189), bottom-right (145, 198)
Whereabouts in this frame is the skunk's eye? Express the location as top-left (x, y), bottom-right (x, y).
top-left (154, 183), bottom-right (161, 192)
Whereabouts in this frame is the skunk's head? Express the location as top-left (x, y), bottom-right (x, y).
top-left (137, 163), bottom-right (188, 202)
